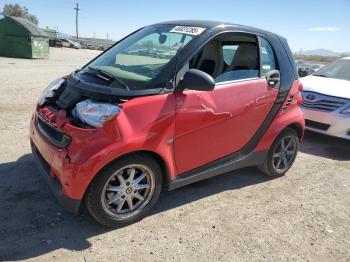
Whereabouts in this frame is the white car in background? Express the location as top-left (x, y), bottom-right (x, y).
top-left (300, 57), bottom-right (350, 139)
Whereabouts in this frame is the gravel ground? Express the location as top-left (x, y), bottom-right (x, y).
top-left (0, 48), bottom-right (349, 262)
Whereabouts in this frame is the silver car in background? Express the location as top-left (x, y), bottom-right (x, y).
top-left (300, 57), bottom-right (350, 139)
top-left (60, 38), bottom-right (81, 49)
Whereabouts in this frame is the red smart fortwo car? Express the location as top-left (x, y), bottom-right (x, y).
top-left (30, 21), bottom-right (304, 226)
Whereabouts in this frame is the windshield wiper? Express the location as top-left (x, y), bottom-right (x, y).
top-left (313, 74), bottom-right (328, 78)
top-left (85, 66), bottom-right (129, 90)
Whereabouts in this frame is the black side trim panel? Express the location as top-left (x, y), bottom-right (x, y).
top-left (168, 150), bottom-right (268, 190)
top-left (31, 141), bottom-right (81, 214)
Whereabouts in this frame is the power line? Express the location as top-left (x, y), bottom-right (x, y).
top-left (74, 3), bottom-right (80, 39)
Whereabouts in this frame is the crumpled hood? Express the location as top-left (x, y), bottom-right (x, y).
top-left (56, 72), bottom-right (161, 110)
top-left (300, 75), bottom-right (350, 99)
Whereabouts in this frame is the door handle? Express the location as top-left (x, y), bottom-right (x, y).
top-left (266, 70), bottom-right (280, 89)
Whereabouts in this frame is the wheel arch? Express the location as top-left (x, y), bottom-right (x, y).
top-left (285, 122), bottom-right (304, 141)
top-left (83, 150), bottom-right (169, 198)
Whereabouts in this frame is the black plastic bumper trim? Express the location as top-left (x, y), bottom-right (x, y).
top-left (305, 119), bottom-right (330, 131)
top-left (31, 141), bottom-right (81, 214)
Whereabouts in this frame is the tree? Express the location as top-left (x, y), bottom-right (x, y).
top-left (1, 3), bottom-right (39, 25)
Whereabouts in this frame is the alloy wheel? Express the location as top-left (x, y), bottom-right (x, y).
top-left (272, 136), bottom-right (297, 173)
top-left (101, 164), bottom-right (155, 219)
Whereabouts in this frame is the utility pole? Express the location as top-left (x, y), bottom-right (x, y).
top-left (74, 3), bottom-right (80, 39)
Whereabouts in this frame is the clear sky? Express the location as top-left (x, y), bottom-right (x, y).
top-left (1, 0), bottom-right (349, 52)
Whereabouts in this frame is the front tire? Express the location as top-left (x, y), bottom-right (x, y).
top-left (85, 154), bottom-right (163, 227)
top-left (259, 128), bottom-right (299, 177)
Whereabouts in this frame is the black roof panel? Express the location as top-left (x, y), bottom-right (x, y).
top-left (156, 20), bottom-right (228, 28)
top-left (155, 20), bottom-right (277, 37)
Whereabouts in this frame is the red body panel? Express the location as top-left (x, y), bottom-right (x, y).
top-left (30, 79), bottom-right (304, 201)
top-left (174, 79), bottom-right (278, 173)
top-left (254, 80), bottom-right (305, 152)
top-left (31, 94), bottom-right (177, 199)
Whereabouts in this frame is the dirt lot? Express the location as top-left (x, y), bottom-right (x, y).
top-left (0, 48), bottom-right (349, 262)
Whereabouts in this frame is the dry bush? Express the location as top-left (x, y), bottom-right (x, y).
top-left (294, 55), bottom-right (338, 63)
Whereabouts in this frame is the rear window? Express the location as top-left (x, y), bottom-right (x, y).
top-left (313, 59), bottom-right (350, 81)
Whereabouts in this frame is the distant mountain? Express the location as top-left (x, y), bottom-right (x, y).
top-left (57, 32), bottom-right (73, 38)
top-left (295, 49), bottom-right (349, 57)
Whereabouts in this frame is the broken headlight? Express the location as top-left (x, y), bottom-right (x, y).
top-left (71, 99), bottom-right (121, 128)
top-left (38, 78), bottom-right (65, 106)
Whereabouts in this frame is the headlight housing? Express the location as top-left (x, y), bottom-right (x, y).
top-left (340, 106), bottom-right (350, 114)
top-left (72, 99), bottom-right (121, 128)
top-left (38, 78), bottom-right (65, 106)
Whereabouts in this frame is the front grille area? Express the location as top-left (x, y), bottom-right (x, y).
top-left (305, 119), bottom-right (330, 131)
top-left (36, 114), bottom-right (71, 148)
top-left (302, 100), bottom-right (344, 111)
top-left (301, 92), bottom-right (345, 112)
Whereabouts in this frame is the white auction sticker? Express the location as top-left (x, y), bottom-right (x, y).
top-left (170, 26), bottom-right (206, 36)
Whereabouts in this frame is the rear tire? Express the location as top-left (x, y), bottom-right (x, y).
top-left (85, 154), bottom-right (163, 227)
top-left (259, 128), bottom-right (299, 177)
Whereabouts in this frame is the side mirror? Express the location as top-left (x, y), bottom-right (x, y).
top-left (159, 34), bottom-right (167, 44)
top-left (298, 67), bottom-right (310, 77)
top-left (176, 69), bottom-right (215, 93)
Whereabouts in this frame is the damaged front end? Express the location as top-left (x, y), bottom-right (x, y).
top-left (38, 73), bottom-right (126, 128)
top-left (38, 70), bottom-right (166, 128)
top-left (34, 73), bottom-right (126, 156)
top-left (30, 65), bottom-right (172, 207)
top-left (30, 82), bottom-right (125, 208)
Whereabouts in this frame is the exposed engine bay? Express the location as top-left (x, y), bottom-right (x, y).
top-left (39, 71), bottom-right (165, 129)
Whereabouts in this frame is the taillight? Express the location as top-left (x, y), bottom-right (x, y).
top-left (298, 82), bottom-right (303, 92)
top-left (297, 95), bottom-right (303, 105)
top-left (297, 82), bottom-right (303, 105)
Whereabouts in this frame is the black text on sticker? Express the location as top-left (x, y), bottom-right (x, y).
top-left (170, 26), bottom-right (206, 36)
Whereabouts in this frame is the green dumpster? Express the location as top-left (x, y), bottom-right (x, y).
top-left (0, 16), bottom-right (49, 59)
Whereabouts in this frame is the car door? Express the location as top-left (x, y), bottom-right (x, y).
top-left (173, 34), bottom-right (279, 174)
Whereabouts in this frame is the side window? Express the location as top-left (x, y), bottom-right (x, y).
top-left (215, 41), bottom-right (259, 83)
top-left (188, 33), bottom-right (260, 84)
top-left (222, 44), bottom-right (238, 65)
top-left (259, 37), bottom-right (276, 76)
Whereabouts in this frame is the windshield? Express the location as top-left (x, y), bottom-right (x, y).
top-left (313, 59), bottom-right (350, 81)
top-left (82, 25), bottom-right (196, 90)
